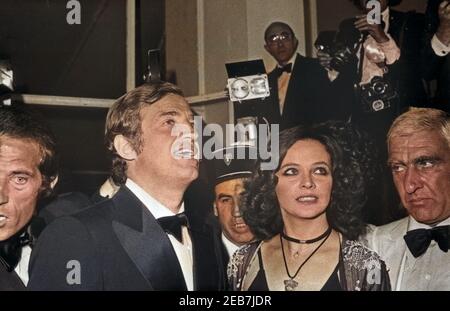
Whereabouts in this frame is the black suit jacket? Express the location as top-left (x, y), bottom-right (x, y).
top-left (426, 52), bottom-right (449, 112)
top-left (0, 264), bottom-right (26, 291)
top-left (0, 192), bottom-right (92, 291)
top-left (422, 0), bottom-right (449, 112)
top-left (388, 9), bottom-right (428, 108)
top-left (264, 53), bottom-right (335, 130)
top-left (28, 187), bottom-right (227, 290)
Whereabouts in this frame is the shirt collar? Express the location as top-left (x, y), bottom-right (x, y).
top-left (125, 178), bottom-right (184, 219)
top-left (221, 233), bottom-right (240, 257)
top-left (408, 215), bottom-right (450, 231)
top-left (14, 245), bottom-right (31, 286)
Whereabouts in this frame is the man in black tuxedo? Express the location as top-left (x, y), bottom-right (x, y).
top-left (0, 106), bottom-right (58, 290)
top-left (423, 0), bottom-right (450, 112)
top-left (28, 82), bottom-right (227, 290)
top-left (263, 22), bottom-right (334, 131)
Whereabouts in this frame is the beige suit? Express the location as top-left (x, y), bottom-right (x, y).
top-left (363, 216), bottom-right (450, 291)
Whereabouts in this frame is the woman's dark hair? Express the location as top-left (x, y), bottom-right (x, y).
top-left (242, 121), bottom-right (378, 241)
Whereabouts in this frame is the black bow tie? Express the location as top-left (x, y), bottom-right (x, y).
top-left (404, 226), bottom-right (449, 258)
top-left (0, 230), bottom-right (32, 272)
top-left (157, 212), bottom-right (189, 243)
top-left (274, 63), bottom-right (292, 77)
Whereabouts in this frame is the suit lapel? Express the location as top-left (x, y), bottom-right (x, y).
top-left (268, 53), bottom-right (304, 127)
top-left (283, 53), bottom-right (303, 115)
top-left (189, 227), bottom-right (226, 290)
top-left (382, 217), bottom-right (409, 289)
top-left (268, 70), bottom-right (281, 118)
top-left (0, 264), bottom-right (25, 291)
top-left (184, 198), bottom-right (226, 290)
top-left (111, 187), bottom-right (187, 291)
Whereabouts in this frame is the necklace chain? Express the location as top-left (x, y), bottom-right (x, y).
top-left (280, 227), bottom-right (332, 280)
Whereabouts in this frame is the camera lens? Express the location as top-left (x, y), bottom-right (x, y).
top-left (373, 82), bottom-right (386, 95)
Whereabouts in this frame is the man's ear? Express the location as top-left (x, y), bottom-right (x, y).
top-left (293, 37), bottom-right (299, 51)
top-left (50, 175), bottom-right (59, 190)
top-left (114, 135), bottom-right (138, 160)
top-left (213, 203), bottom-right (218, 217)
top-left (264, 43), bottom-right (270, 54)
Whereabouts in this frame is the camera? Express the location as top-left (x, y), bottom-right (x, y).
top-left (226, 60), bottom-right (270, 102)
top-left (315, 31), bottom-right (357, 72)
top-left (360, 76), bottom-right (398, 113)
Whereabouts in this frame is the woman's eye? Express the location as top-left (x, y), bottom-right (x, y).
top-left (282, 168), bottom-right (298, 176)
top-left (313, 167), bottom-right (329, 175)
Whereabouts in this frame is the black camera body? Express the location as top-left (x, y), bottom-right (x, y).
top-left (360, 76), bottom-right (398, 113)
top-left (315, 30), bottom-right (358, 72)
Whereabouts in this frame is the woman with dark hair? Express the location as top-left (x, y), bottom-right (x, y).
top-left (228, 122), bottom-right (391, 291)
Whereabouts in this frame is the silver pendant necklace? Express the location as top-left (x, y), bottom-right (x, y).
top-left (280, 227), bottom-right (332, 291)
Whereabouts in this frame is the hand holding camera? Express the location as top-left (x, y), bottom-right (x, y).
top-left (354, 14), bottom-right (389, 43)
top-left (317, 50), bottom-right (333, 70)
top-left (315, 30), bottom-right (358, 72)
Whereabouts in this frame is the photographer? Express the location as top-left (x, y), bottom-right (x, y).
top-left (422, 0), bottom-right (449, 112)
top-left (317, 0), bottom-right (428, 225)
top-left (318, 0), bottom-right (427, 135)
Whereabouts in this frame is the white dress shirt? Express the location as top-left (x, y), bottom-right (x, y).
top-left (397, 216), bottom-right (450, 291)
top-left (14, 245), bottom-right (31, 286)
top-left (125, 179), bottom-right (194, 291)
top-left (431, 34), bottom-right (450, 57)
top-left (221, 233), bottom-right (240, 258)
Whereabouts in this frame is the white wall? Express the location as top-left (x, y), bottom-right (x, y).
top-left (203, 0), bottom-right (249, 94)
top-left (166, 0), bottom-right (310, 125)
top-left (246, 0), bottom-right (306, 72)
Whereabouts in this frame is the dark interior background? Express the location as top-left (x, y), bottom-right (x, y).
top-left (0, 0), bottom-right (164, 195)
top-left (0, 0), bottom-right (426, 196)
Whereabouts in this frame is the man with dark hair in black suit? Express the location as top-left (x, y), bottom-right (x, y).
top-left (263, 21), bottom-right (334, 130)
top-left (28, 82), bottom-right (227, 290)
top-left (0, 106), bottom-right (58, 290)
top-left (423, 0), bottom-right (450, 112)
